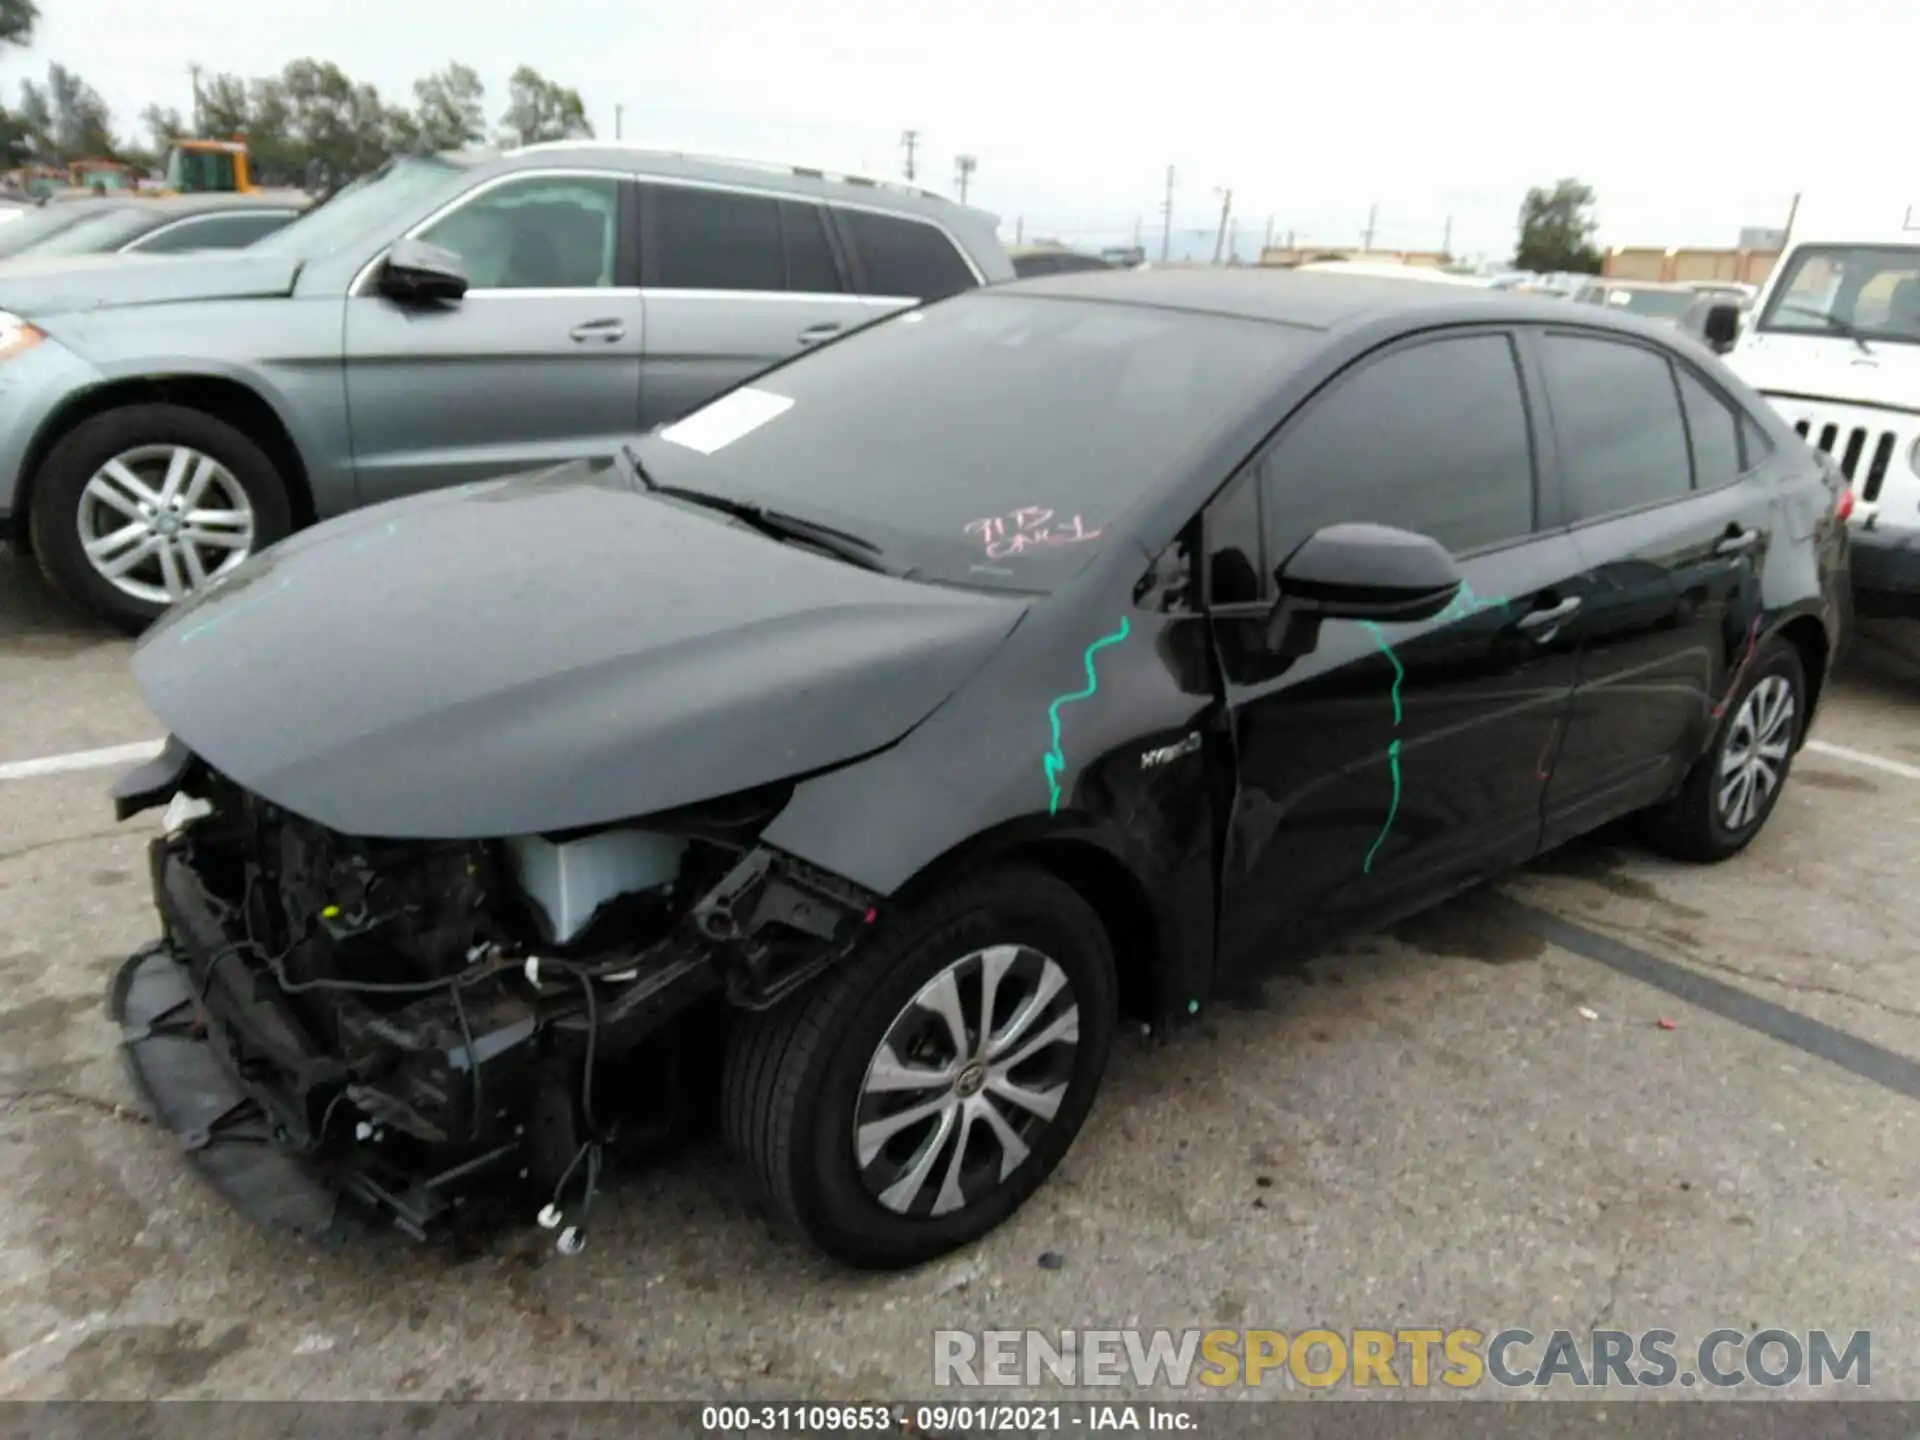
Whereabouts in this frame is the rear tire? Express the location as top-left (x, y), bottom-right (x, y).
top-left (722, 866), bottom-right (1116, 1269)
top-left (29, 403), bottom-right (293, 633)
top-left (1642, 636), bottom-right (1806, 863)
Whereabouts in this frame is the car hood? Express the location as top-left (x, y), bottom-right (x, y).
top-left (0, 252), bottom-right (301, 316)
top-left (1729, 332), bottom-right (1920, 412)
top-left (131, 464), bottom-right (1027, 840)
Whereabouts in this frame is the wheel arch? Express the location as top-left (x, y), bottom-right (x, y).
top-left (12, 374), bottom-right (316, 548)
top-left (1773, 610), bottom-right (1830, 745)
top-left (880, 815), bottom-right (1181, 1025)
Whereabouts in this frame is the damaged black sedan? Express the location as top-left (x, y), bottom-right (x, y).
top-left (109, 270), bottom-right (1848, 1268)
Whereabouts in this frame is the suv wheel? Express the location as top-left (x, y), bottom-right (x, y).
top-left (1644, 635), bottom-right (1806, 862)
top-left (29, 403), bottom-right (293, 633)
top-left (723, 866), bottom-right (1116, 1269)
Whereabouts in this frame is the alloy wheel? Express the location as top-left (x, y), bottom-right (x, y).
top-left (77, 444), bottom-right (256, 606)
top-left (1717, 674), bottom-right (1795, 831)
top-left (853, 943), bottom-right (1080, 1219)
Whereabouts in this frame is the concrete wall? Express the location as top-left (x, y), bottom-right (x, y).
top-left (1603, 247), bottom-right (1780, 285)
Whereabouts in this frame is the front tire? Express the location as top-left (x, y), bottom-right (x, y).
top-left (722, 866), bottom-right (1117, 1269)
top-left (29, 403), bottom-right (293, 633)
top-left (1643, 636), bottom-right (1806, 863)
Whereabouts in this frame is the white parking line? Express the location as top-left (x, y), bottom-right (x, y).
top-left (1804, 739), bottom-right (1920, 784)
top-left (0, 739), bottom-right (162, 783)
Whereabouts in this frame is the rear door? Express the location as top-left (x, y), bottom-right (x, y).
top-left (636, 183), bottom-right (869, 428)
top-left (1529, 326), bottom-right (1780, 843)
top-left (343, 168), bottom-right (643, 506)
top-left (1209, 327), bottom-right (1588, 967)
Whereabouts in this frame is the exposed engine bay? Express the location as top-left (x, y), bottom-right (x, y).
top-left (110, 737), bottom-right (878, 1250)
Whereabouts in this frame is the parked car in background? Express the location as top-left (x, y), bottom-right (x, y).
top-left (1007, 243), bottom-right (1115, 278)
top-left (1570, 278), bottom-right (1700, 327)
top-left (109, 269), bottom-right (1849, 1266)
top-left (0, 193), bottom-right (305, 265)
top-left (0, 144), bottom-right (1012, 629)
top-left (1294, 258), bottom-right (1487, 286)
top-left (1687, 280), bottom-right (1757, 308)
top-left (1710, 198), bottom-right (1920, 617)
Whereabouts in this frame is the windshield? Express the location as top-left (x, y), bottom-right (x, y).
top-left (1757, 244), bottom-right (1920, 345)
top-left (630, 293), bottom-right (1306, 594)
top-left (165, 148), bottom-right (236, 194)
top-left (0, 205), bottom-right (104, 259)
top-left (11, 206), bottom-right (153, 257)
top-left (248, 155), bottom-right (467, 259)
top-left (1600, 287), bottom-right (1694, 319)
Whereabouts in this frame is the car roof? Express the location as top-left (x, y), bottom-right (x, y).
top-left (995, 266), bottom-right (1691, 340)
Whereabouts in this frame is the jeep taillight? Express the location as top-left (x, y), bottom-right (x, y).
top-left (1835, 484), bottom-right (1855, 523)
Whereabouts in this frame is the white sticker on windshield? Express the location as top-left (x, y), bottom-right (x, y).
top-left (1607, 289), bottom-right (1634, 306)
top-left (657, 387), bottom-right (794, 455)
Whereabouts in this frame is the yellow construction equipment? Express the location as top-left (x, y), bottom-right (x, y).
top-left (159, 137), bottom-right (255, 195)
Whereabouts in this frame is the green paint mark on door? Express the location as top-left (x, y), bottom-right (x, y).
top-left (1043, 616), bottom-right (1132, 815)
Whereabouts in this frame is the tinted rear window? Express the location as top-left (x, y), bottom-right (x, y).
top-left (635, 293), bottom-right (1305, 593)
top-left (837, 208), bottom-right (977, 299)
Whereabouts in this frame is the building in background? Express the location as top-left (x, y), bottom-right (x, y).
top-left (1257, 246), bottom-right (1450, 269)
top-left (1602, 244), bottom-right (1779, 285)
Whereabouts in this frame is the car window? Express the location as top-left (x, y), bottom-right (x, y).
top-left (128, 211), bottom-right (294, 253)
top-left (1758, 245), bottom-right (1920, 343)
top-left (779, 201), bottom-right (842, 293)
top-left (1204, 471), bottom-right (1265, 605)
top-left (632, 293), bottom-right (1308, 595)
top-left (1739, 414), bottom-right (1774, 469)
top-left (651, 184), bottom-right (783, 292)
top-left (417, 174), bottom-right (619, 290)
top-left (1254, 332), bottom-right (1537, 567)
top-left (1539, 333), bottom-right (1691, 521)
top-left (1674, 365), bottom-right (1744, 489)
top-left (835, 208), bottom-right (977, 300)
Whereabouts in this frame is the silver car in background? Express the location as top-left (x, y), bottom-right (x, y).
top-left (0, 144), bottom-right (1013, 628)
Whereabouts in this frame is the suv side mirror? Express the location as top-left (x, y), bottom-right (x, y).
top-left (1702, 301), bottom-right (1741, 353)
top-left (379, 236), bottom-right (469, 303)
top-left (1266, 523), bottom-right (1462, 653)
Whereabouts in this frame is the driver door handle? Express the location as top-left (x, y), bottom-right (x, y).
top-left (797, 322), bottom-right (843, 346)
top-left (1715, 527), bottom-right (1762, 557)
top-left (569, 318), bottom-right (626, 343)
top-left (1517, 595), bottom-right (1582, 632)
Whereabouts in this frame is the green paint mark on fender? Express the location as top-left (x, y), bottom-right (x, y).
top-left (1043, 616), bottom-right (1132, 815)
top-left (1355, 583), bottom-right (1507, 873)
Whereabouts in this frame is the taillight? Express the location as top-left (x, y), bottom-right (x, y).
top-left (1835, 484), bottom-right (1855, 523)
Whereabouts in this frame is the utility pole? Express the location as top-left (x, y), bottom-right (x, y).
top-left (189, 64), bottom-right (203, 132)
top-left (901, 130), bottom-right (921, 182)
top-left (1160, 165), bottom-right (1177, 263)
top-left (1262, 215), bottom-right (1275, 257)
top-left (1226, 216), bottom-right (1240, 264)
top-left (1212, 187), bottom-right (1234, 265)
top-left (614, 105), bottom-right (624, 140)
top-left (1442, 214), bottom-right (1452, 258)
top-left (1362, 202), bottom-right (1378, 251)
top-left (1015, 216), bottom-right (1024, 244)
top-left (1782, 191), bottom-right (1802, 251)
top-left (954, 154), bottom-right (976, 204)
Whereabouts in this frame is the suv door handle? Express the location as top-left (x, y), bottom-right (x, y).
top-left (1714, 527), bottom-right (1762, 557)
top-left (1517, 595), bottom-right (1582, 632)
top-left (569, 318), bottom-right (626, 343)
top-left (797, 322), bottom-right (843, 345)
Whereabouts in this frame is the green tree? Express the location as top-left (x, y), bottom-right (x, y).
top-left (412, 62), bottom-right (485, 151)
top-left (1514, 178), bottom-right (1602, 273)
top-left (16, 64), bottom-right (114, 162)
top-left (195, 72), bottom-right (253, 138)
top-left (0, 0), bottom-right (36, 47)
top-left (497, 66), bottom-right (592, 147)
top-left (277, 58), bottom-right (392, 183)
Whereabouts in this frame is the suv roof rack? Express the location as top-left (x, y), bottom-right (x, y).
top-left (506, 140), bottom-right (957, 205)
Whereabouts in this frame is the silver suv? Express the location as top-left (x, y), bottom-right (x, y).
top-left (0, 144), bottom-right (1014, 628)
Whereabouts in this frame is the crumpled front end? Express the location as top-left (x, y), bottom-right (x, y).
top-left (109, 737), bottom-right (878, 1248)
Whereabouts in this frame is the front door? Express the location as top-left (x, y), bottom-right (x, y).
top-left (635, 184), bottom-right (891, 429)
top-left (1207, 328), bottom-right (1587, 967)
top-left (344, 169), bottom-right (644, 506)
top-left (1525, 328), bottom-right (1780, 842)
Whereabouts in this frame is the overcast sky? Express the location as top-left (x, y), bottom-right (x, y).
top-left (10, 0), bottom-right (1914, 263)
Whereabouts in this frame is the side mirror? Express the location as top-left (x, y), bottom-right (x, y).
top-left (379, 236), bottom-right (469, 303)
top-left (1266, 523), bottom-right (1462, 652)
top-left (1701, 301), bottom-right (1741, 353)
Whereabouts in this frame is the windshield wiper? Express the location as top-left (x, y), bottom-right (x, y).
top-left (635, 476), bottom-right (894, 578)
top-left (1776, 302), bottom-right (1874, 355)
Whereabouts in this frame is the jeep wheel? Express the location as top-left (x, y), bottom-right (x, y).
top-left (723, 866), bottom-right (1116, 1269)
top-left (29, 403), bottom-right (293, 633)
